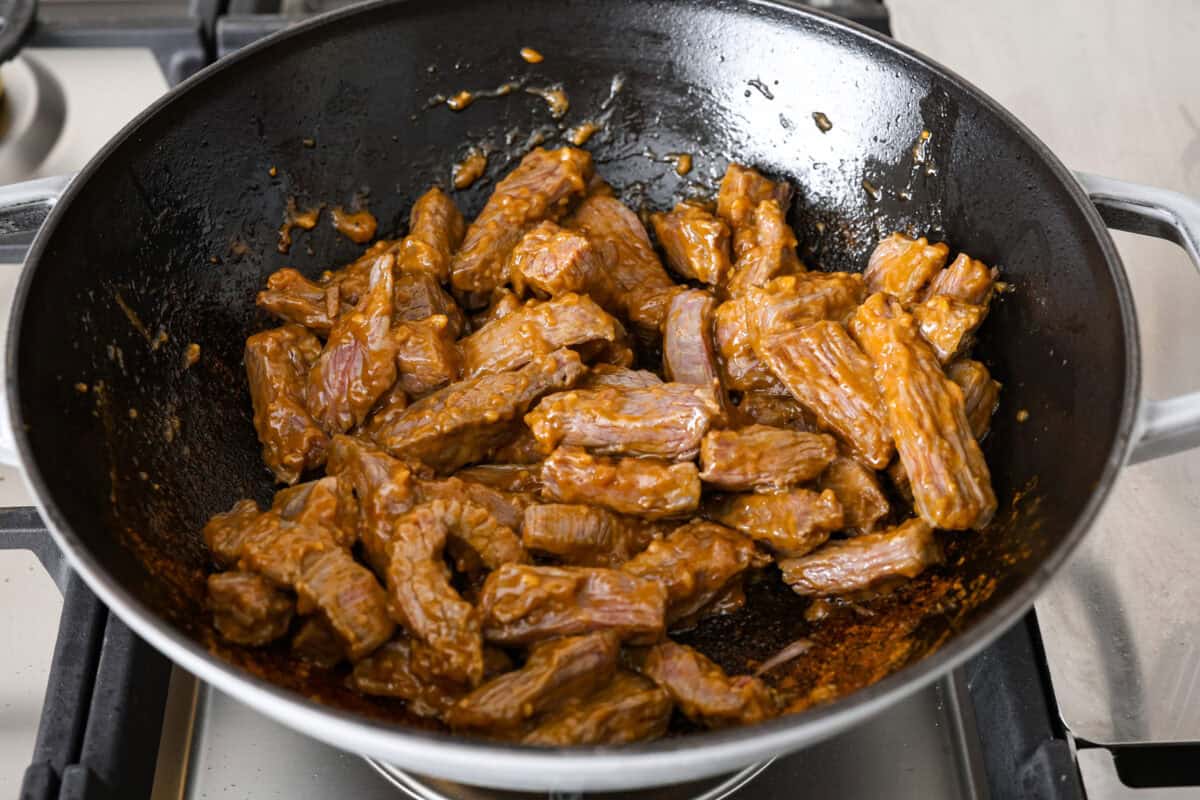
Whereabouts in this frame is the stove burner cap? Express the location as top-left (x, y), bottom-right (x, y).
top-left (0, 0), bottom-right (35, 65)
top-left (364, 759), bottom-right (774, 800)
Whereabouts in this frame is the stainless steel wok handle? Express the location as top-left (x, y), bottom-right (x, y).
top-left (1077, 171), bottom-right (1200, 465)
top-left (0, 174), bottom-right (74, 467)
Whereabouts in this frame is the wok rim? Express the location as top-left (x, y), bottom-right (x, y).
top-left (5, 0), bottom-right (1140, 789)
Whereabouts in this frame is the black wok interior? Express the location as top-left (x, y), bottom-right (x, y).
top-left (12, 0), bottom-right (1129, 731)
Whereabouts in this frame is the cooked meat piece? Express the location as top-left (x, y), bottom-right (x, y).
top-left (564, 194), bottom-right (677, 336)
top-left (392, 270), bottom-right (465, 337)
top-left (626, 285), bottom-right (687, 348)
top-left (471, 288), bottom-right (524, 330)
top-left (271, 474), bottom-right (357, 547)
top-left (396, 186), bottom-right (466, 284)
top-left (863, 232), bottom-right (949, 305)
top-left (923, 252), bottom-right (997, 306)
top-left (453, 464), bottom-right (542, 494)
top-left (526, 383), bottom-right (720, 461)
top-left (325, 435), bottom-right (416, 572)
top-left (207, 571), bottom-right (294, 646)
top-left (947, 359), bottom-right (1001, 439)
top-left (912, 296), bottom-right (987, 363)
top-left (244, 324), bottom-right (328, 484)
top-left (651, 202), bottom-right (732, 286)
top-left (509, 221), bottom-right (618, 309)
top-left (203, 499), bottom-right (270, 568)
top-left (540, 446), bottom-right (701, 519)
top-left (746, 272), bottom-right (866, 338)
top-left (523, 670), bottom-right (672, 746)
top-left (488, 426), bottom-right (549, 464)
top-left (292, 615), bottom-right (345, 668)
top-left (385, 504), bottom-right (484, 685)
top-left (451, 147), bottom-right (594, 295)
top-left (293, 547), bottom-right (395, 659)
top-left (460, 293), bottom-right (624, 378)
top-left (779, 518), bottom-right (942, 596)
top-left (707, 488), bottom-right (843, 558)
top-left (623, 520), bottom-right (767, 625)
top-left (662, 289), bottom-right (721, 392)
top-left (681, 576), bottom-right (746, 624)
top-left (319, 240), bottom-right (397, 306)
top-left (448, 632), bottom-right (620, 732)
top-left (479, 564), bottom-right (667, 645)
top-left (414, 497), bottom-right (526, 570)
top-left (349, 639), bottom-right (464, 718)
top-left (376, 349), bottom-right (586, 473)
top-left (360, 382), bottom-right (408, 442)
top-left (725, 199), bottom-right (804, 297)
top-left (817, 457), bottom-right (890, 535)
top-left (306, 253), bottom-right (398, 434)
top-left (417, 475), bottom-right (533, 533)
top-left (256, 268), bottom-right (341, 336)
top-left (578, 364), bottom-right (663, 390)
top-left (522, 504), bottom-right (661, 567)
top-left (392, 315), bottom-right (460, 396)
top-left (850, 293), bottom-right (996, 529)
top-left (756, 320), bottom-right (893, 468)
top-left (699, 426), bottom-right (837, 491)
top-left (642, 641), bottom-right (776, 727)
top-left (714, 298), bottom-right (786, 393)
top-left (716, 163), bottom-right (794, 261)
top-left (733, 392), bottom-right (815, 431)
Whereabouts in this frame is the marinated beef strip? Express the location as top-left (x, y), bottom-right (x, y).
top-left (448, 632), bottom-right (620, 732)
top-left (471, 288), bottom-right (523, 330)
top-left (349, 638), bottom-right (464, 717)
top-left (318, 240), bottom-right (397, 306)
top-left (417, 497), bottom-right (527, 570)
top-left (733, 392), bottom-right (816, 431)
top-left (540, 446), bottom-right (701, 519)
top-left (850, 293), bottom-right (996, 529)
top-left (523, 670), bottom-right (672, 746)
top-left (450, 146), bottom-right (594, 296)
top-left (779, 518), bottom-right (942, 596)
top-left (756, 320), bottom-right (893, 469)
top-left (522, 504), bottom-right (661, 567)
top-left (725, 199), bottom-right (804, 297)
top-left (707, 489), bottom-right (843, 558)
top-left (244, 324), bottom-right (329, 484)
top-left (292, 615), bottom-right (346, 668)
top-left (578, 364), bottom-right (663, 390)
top-left (207, 571), bottom-right (294, 646)
top-left (306, 253), bottom-right (398, 434)
top-left (256, 268), bottom-right (341, 336)
top-left (748, 272), bottom-right (866, 337)
top-left (396, 186), bottom-right (465, 284)
top-left (662, 289), bottom-right (722, 392)
top-left (912, 295), bottom-right (987, 364)
top-left (361, 382), bottom-right (408, 441)
top-left (642, 641), bottom-right (777, 727)
top-left (699, 425), bottom-right (837, 491)
top-left (923, 252), bottom-right (997, 306)
top-left (417, 474), bottom-right (532, 533)
top-left (271, 474), bottom-right (358, 547)
top-left (488, 427), bottom-right (549, 465)
top-left (714, 298), bottom-right (786, 393)
top-left (392, 270), bottom-right (465, 337)
top-left (508, 220), bottom-right (618, 309)
top-left (293, 546), bottom-right (395, 659)
top-left (526, 382), bottom-right (720, 461)
top-left (863, 232), bottom-right (949, 306)
top-left (392, 315), bottom-right (460, 396)
top-left (947, 359), bottom-right (1001, 439)
top-left (452, 464), bottom-right (542, 494)
top-left (376, 348), bottom-right (586, 473)
top-left (459, 293), bottom-right (623, 378)
top-left (651, 202), bottom-right (733, 286)
top-left (479, 564), bottom-right (668, 645)
top-left (564, 194), bottom-right (678, 336)
top-left (622, 520), bottom-right (767, 625)
top-left (325, 435), bottom-right (415, 573)
top-left (817, 457), bottom-right (890, 535)
top-left (385, 504), bottom-right (484, 685)
top-left (716, 163), bottom-right (794, 261)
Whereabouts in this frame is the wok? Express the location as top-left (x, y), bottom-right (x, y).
top-left (2, 0), bottom-right (1200, 791)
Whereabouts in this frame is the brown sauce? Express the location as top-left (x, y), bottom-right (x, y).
top-left (452, 149), bottom-right (488, 190)
top-left (332, 207), bottom-right (378, 244)
top-left (526, 85), bottom-right (569, 118)
top-left (567, 121), bottom-right (601, 146)
top-left (520, 47), bottom-right (544, 64)
top-left (277, 198), bottom-right (320, 254)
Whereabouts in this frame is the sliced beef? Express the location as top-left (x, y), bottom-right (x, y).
top-left (396, 186), bottom-right (466, 284)
top-left (816, 457), bottom-right (890, 535)
top-left (207, 571), bottom-right (294, 646)
top-left (923, 252), bottom-right (997, 306)
top-left (733, 392), bottom-right (816, 431)
top-left (292, 615), bottom-right (345, 668)
top-left (725, 199), bottom-right (803, 297)
top-left (523, 671), bottom-right (672, 746)
top-left (863, 232), bottom-right (949, 306)
top-left (578, 364), bottom-right (663, 390)
top-left (651, 202), bottom-right (733, 286)
top-left (522, 504), bottom-right (661, 567)
top-left (716, 163), bottom-right (794, 261)
top-left (947, 359), bottom-right (1001, 439)
top-left (256, 268), bottom-right (341, 336)
top-left (271, 475), bottom-right (358, 547)
top-left (349, 638), bottom-right (464, 718)
top-left (707, 488), bottom-right (843, 558)
top-left (392, 270), bottom-right (465, 337)
top-left (699, 426), bottom-right (837, 491)
top-left (779, 517), bottom-right (942, 595)
top-left (509, 220), bottom-right (617, 310)
top-left (662, 289), bottom-right (721, 391)
top-left (393, 314), bottom-right (461, 396)
top-left (642, 641), bottom-right (777, 727)
top-left (293, 546), bottom-right (395, 659)
top-left (540, 446), bottom-right (701, 519)
top-left (912, 295), bottom-right (987, 363)
top-left (325, 435), bottom-right (416, 572)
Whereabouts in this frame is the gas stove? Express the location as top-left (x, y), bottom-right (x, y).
top-left (2, 1), bottom-right (1198, 797)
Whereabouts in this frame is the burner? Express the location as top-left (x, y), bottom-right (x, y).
top-left (365, 759), bottom-right (774, 800)
top-left (0, 54), bottom-right (66, 183)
